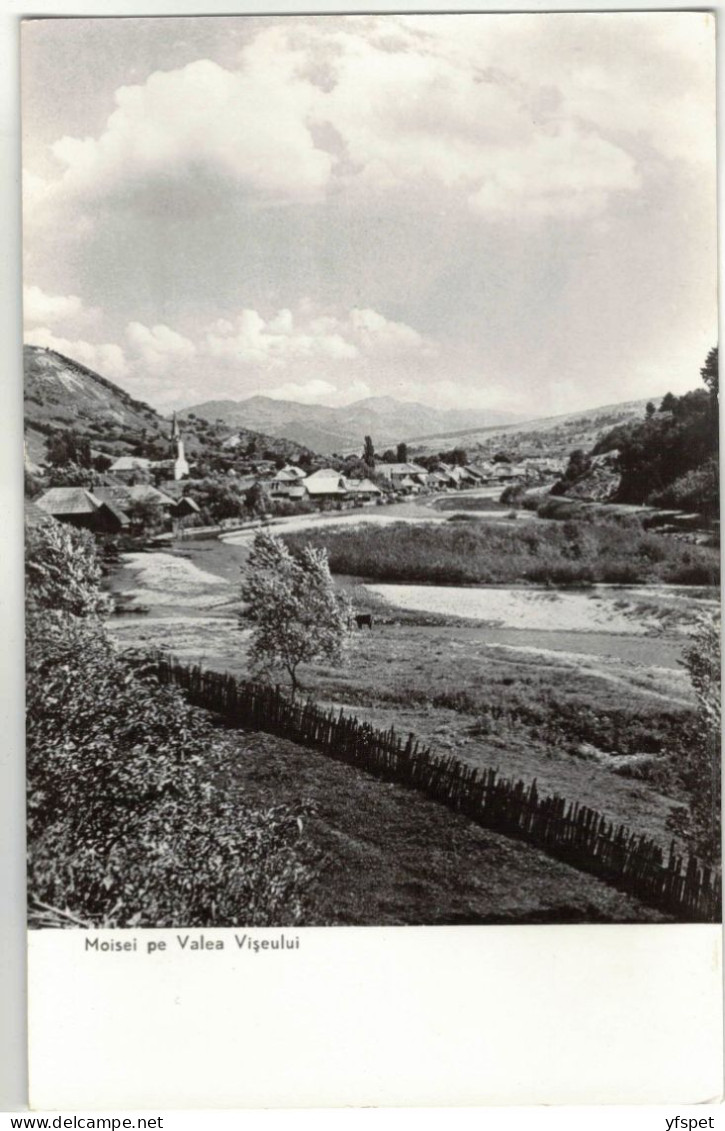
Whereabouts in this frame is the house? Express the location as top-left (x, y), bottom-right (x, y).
top-left (377, 462), bottom-right (429, 491)
top-left (93, 484), bottom-right (177, 512)
top-left (270, 465), bottom-right (308, 498)
top-left (108, 455), bottom-right (153, 479)
top-left (342, 477), bottom-right (383, 502)
top-left (302, 468), bottom-right (348, 501)
top-left (35, 487), bottom-right (129, 533)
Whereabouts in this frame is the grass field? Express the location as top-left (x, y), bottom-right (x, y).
top-left (106, 530), bottom-right (716, 919)
top-left (215, 725), bottom-right (668, 924)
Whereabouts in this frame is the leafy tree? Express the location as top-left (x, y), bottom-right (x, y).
top-left (25, 518), bottom-right (317, 927)
top-left (26, 608), bottom-right (317, 927)
top-left (700, 345), bottom-right (718, 400)
top-left (363, 435), bottom-right (375, 467)
top-left (241, 531), bottom-right (351, 695)
top-left (645, 401), bottom-right (656, 419)
top-left (186, 477), bottom-right (245, 524)
top-left (666, 614), bottom-right (721, 865)
top-left (124, 496), bottom-right (167, 534)
top-left (244, 481), bottom-right (270, 516)
top-left (396, 442), bottom-right (408, 463)
top-left (660, 392), bottom-right (678, 414)
top-left (46, 429), bottom-right (92, 468)
top-left (26, 520), bottom-right (111, 618)
top-left (381, 449), bottom-right (397, 463)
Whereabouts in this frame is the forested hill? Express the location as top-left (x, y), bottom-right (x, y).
top-left (555, 348), bottom-right (719, 516)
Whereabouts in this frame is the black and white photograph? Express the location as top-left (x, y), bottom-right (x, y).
top-left (22, 11), bottom-right (720, 939)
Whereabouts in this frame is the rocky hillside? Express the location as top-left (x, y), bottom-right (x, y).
top-left (23, 345), bottom-right (312, 466)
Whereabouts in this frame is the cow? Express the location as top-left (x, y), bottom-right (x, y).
top-left (353, 613), bottom-right (374, 630)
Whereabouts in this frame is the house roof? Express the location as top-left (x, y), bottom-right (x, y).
top-left (36, 487), bottom-right (101, 516)
top-left (343, 477), bottom-right (382, 494)
top-left (304, 477), bottom-right (347, 496)
top-left (35, 488), bottom-right (130, 526)
top-left (24, 500), bottom-right (54, 528)
top-left (306, 467), bottom-right (343, 480)
top-left (110, 456), bottom-right (152, 472)
top-left (94, 485), bottom-right (175, 508)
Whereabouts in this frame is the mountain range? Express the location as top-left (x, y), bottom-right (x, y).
top-left (179, 394), bottom-right (524, 455)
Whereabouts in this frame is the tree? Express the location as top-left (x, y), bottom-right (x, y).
top-left (700, 345), bottom-right (718, 400)
top-left (244, 481), bottom-right (270, 517)
top-left (396, 442), bottom-right (408, 463)
top-left (26, 520), bottom-right (111, 618)
top-left (666, 613), bottom-right (721, 865)
top-left (363, 435), bottom-right (375, 467)
top-left (241, 531), bottom-right (351, 695)
top-left (124, 496), bottom-right (167, 534)
top-left (645, 401), bottom-right (656, 419)
top-left (46, 429), bottom-right (92, 469)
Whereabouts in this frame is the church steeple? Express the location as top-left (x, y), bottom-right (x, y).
top-left (169, 411), bottom-right (189, 480)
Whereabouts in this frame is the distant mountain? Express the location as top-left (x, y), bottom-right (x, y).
top-left (23, 345), bottom-right (312, 466)
top-left (179, 393), bottom-right (523, 454)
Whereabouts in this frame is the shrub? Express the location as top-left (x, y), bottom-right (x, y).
top-left (26, 610), bottom-right (318, 927)
top-left (25, 521), bottom-right (318, 927)
top-left (666, 614), bottom-right (721, 865)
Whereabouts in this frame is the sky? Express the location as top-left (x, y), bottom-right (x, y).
top-left (21, 12), bottom-right (717, 415)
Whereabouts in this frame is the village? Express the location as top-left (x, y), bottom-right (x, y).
top-left (27, 405), bottom-right (563, 540)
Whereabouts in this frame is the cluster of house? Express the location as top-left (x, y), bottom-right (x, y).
top-left (266, 460), bottom-right (490, 504)
top-left (32, 483), bottom-right (200, 533)
top-left (31, 414), bottom-right (198, 534)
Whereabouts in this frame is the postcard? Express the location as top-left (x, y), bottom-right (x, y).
top-left (21, 11), bottom-right (722, 1109)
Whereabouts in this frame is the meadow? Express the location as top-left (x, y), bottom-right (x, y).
top-left (282, 518), bottom-right (720, 587)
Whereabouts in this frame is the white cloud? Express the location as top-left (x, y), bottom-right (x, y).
top-left (27, 15), bottom-right (710, 226)
top-left (23, 284), bottom-right (94, 326)
top-left (126, 321), bottom-right (197, 373)
top-left (348, 308), bottom-right (428, 353)
top-left (25, 326), bottom-right (129, 381)
top-left (204, 305), bottom-right (430, 370)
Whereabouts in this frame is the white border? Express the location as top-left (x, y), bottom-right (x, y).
top-left (3, 1), bottom-right (724, 1115)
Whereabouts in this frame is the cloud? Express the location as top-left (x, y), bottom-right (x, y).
top-left (23, 284), bottom-right (95, 326)
top-left (26, 15), bottom-right (711, 226)
top-left (205, 305), bottom-right (430, 370)
top-left (25, 326), bottom-right (129, 381)
top-left (126, 321), bottom-right (197, 373)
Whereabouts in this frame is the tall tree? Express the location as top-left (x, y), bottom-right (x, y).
top-left (396, 442), bottom-right (408, 463)
top-left (700, 345), bottom-right (719, 400)
top-left (363, 435), bottom-right (375, 468)
top-left (241, 531), bottom-right (351, 695)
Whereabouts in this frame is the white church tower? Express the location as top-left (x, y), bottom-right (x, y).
top-left (170, 412), bottom-right (189, 480)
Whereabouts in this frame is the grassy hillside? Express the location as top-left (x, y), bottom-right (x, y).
top-left (411, 398), bottom-right (660, 460)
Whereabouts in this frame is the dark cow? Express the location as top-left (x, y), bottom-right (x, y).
top-left (353, 613), bottom-right (373, 630)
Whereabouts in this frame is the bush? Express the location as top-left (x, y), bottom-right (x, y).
top-left (666, 614), bottom-right (721, 865)
top-left (25, 520), bottom-right (318, 927)
top-left (26, 610), bottom-right (318, 927)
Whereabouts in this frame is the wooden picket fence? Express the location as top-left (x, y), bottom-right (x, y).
top-left (154, 655), bottom-right (721, 922)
